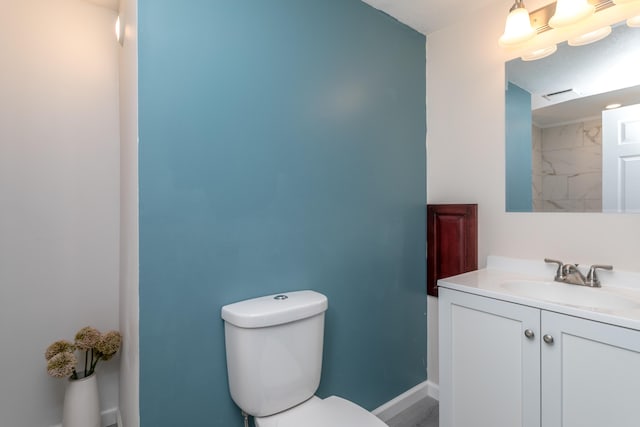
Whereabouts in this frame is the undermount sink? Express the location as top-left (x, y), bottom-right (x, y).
top-left (500, 280), bottom-right (640, 311)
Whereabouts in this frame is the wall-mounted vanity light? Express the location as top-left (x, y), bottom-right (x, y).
top-left (500, 0), bottom-right (640, 60)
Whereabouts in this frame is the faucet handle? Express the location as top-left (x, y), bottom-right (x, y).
top-left (586, 264), bottom-right (613, 288)
top-left (544, 258), bottom-right (564, 281)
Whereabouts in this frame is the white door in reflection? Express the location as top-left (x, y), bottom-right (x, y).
top-left (602, 103), bottom-right (640, 213)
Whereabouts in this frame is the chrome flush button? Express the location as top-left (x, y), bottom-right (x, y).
top-left (273, 295), bottom-right (288, 301)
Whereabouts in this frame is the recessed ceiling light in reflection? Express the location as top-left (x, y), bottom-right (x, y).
top-left (605, 103), bottom-right (622, 110)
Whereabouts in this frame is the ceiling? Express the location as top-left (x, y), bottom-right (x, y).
top-left (361, 0), bottom-right (501, 34)
top-left (84, 0), bottom-right (118, 11)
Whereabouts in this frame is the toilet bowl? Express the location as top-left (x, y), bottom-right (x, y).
top-left (254, 396), bottom-right (387, 427)
top-left (221, 290), bottom-right (388, 426)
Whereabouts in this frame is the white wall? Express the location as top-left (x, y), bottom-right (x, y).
top-left (0, 1), bottom-right (120, 426)
top-left (118, 0), bottom-right (140, 425)
top-left (425, 0), bottom-right (640, 386)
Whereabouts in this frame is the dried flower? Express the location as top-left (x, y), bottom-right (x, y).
top-left (95, 331), bottom-right (122, 360)
top-left (47, 352), bottom-right (77, 378)
top-left (46, 326), bottom-right (122, 380)
top-left (74, 326), bottom-right (100, 351)
top-left (44, 340), bottom-right (75, 361)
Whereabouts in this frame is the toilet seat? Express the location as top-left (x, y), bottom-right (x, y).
top-left (254, 395), bottom-right (388, 427)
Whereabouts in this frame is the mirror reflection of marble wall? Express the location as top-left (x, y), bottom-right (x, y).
top-left (532, 119), bottom-right (602, 212)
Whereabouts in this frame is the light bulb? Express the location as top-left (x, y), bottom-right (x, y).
top-left (549, 0), bottom-right (594, 28)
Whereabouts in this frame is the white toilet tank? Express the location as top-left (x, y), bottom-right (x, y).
top-left (221, 290), bottom-right (329, 417)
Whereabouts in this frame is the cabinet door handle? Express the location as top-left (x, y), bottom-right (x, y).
top-left (543, 334), bottom-right (554, 344)
top-left (524, 329), bottom-right (535, 339)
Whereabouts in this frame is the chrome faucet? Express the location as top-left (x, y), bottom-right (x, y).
top-left (544, 258), bottom-right (613, 287)
top-left (585, 264), bottom-right (614, 287)
top-left (561, 264), bottom-right (587, 286)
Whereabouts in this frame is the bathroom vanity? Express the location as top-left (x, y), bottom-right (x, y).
top-left (438, 256), bottom-right (640, 427)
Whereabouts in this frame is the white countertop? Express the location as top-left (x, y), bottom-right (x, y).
top-left (437, 256), bottom-right (640, 331)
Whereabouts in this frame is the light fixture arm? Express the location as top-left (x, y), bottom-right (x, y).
top-left (510, 0), bottom-right (527, 12)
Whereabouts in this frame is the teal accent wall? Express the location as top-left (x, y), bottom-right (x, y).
top-left (505, 82), bottom-right (533, 212)
top-left (138, 1), bottom-right (426, 426)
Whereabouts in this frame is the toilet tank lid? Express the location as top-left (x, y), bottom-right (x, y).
top-left (221, 290), bottom-right (328, 328)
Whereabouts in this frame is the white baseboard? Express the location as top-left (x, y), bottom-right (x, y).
top-left (372, 380), bottom-right (438, 422)
top-left (49, 407), bottom-right (118, 427)
top-left (102, 407), bottom-right (118, 426)
top-left (427, 380), bottom-right (439, 401)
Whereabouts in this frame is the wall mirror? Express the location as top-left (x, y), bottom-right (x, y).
top-left (505, 22), bottom-right (640, 213)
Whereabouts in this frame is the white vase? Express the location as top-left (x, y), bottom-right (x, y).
top-left (62, 373), bottom-right (100, 427)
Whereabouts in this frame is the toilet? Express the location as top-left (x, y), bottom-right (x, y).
top-left (221, 290), bottom-right (388, 427)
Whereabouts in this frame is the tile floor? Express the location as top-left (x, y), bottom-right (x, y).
top-left (386, 396), bottom-right (438, 427)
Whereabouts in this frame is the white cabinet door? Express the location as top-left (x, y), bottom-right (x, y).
top-left (541, 311), bottom-right (640, 427)
top-left (439, 289), bottom-right (541, 427)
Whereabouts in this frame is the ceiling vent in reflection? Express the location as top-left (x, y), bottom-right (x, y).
top-left (542, 88), bottom-right (581, 103)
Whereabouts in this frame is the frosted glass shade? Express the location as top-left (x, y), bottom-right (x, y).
top-left (568, 26), bottom-right (612, 46)
top-left (628, 15), bottom-right (640, 27)
top-left (612, 0), bottom-right (640, 4)
top-left (549, 0), bottom-right (594, 28)
top-left (521, 45), bottom-right (557, 61)
top-left (499, 7), bottom-right (536, 46)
